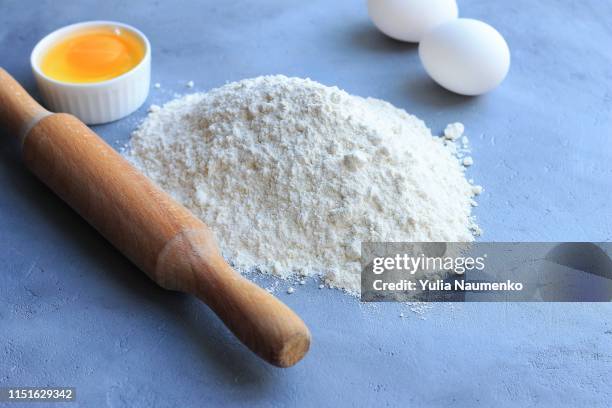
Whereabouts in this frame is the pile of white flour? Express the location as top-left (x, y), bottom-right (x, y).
top-left (125, 76), bottom-right (479, 294)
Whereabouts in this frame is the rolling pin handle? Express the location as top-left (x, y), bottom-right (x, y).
top-left (0, 68), bottom-right (50, 145)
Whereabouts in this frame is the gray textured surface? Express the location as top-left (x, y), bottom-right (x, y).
top-left (1, 0), bottom-right (611, 407)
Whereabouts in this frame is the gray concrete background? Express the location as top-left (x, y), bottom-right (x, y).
top-left (1, 0), bottom-right (611, 407)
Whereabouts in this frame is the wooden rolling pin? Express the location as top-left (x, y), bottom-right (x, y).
top-left (0, 68), bottom-right (310, 367)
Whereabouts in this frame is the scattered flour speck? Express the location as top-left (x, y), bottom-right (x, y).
top-left (444, 122), bottom-right (464, 140)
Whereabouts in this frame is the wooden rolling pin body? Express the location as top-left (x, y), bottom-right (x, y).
top-left (0, 68), bottom-right (310, 367)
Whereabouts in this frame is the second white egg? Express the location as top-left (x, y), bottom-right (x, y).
top-left (418, 18), bottom-right (511, 96)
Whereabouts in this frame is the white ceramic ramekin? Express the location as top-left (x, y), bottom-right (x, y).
top-left (30, 21), bottom-right (150, 125)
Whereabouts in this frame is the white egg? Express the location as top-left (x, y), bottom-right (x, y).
top-left (418, 18), bottom-right (511, 96)
top-left (367, 0), bottom-right (458, 43)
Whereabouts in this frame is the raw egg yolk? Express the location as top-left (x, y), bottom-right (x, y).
top-left (40, 27), bottom-right (145, 83)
